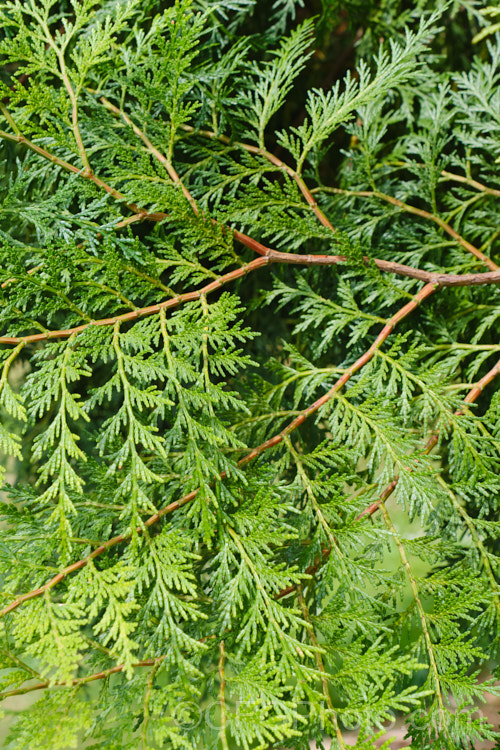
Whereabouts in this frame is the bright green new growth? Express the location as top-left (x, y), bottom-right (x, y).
top-left (0, 1), bottom-right (500, 748)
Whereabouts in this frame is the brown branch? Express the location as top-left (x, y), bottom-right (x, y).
top-left (0, 282), bottom-right (436, 618)
top-left (440, 170), bottom-right (500, 199)
top-left (1, 635), bottom-right (218, 700)
top-left (0, 255), bottom-right (270, 345)
top-left (338, 353), bottom-right (500, 543)
top-left (0, 123), bottom-right (165, 222)
top-left (4, 248), bottom-right (500, 346)
top-left (178, 123), bottom-right (335, 232)
top-left (176, 122), bottom-right (498, 271)
top-left (239, 283), bottom-right (437, 464)
top-left (373, 191), bottom-right (498, 271)
top-left (416, 353), bottom-right (500, 458)
top-left (384, 160), bottom-right (500, 199)
top-left (312, 187), bottom-right (499, 272)
top-left (100, 97), bottom-right (200, 216)
top-left (0, 656), bottom-right (165, 701)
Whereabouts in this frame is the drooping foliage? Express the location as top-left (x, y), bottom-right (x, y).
top-left (0, 1), bottom-right (499, 748)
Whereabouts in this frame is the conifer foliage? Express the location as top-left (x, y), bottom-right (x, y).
top-left (0, 1), bottom-right (500, 747)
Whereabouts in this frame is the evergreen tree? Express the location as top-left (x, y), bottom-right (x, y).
top-left (0, 1), bottom-right (499, 747)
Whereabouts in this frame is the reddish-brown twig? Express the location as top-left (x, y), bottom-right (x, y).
top-left (312, 188), bottom-right (499, 272)
top-left (384, 160), bottom-right (500, 199)
top-left (439, 169), bottom-right (500, 199)
top-left (0, 125), bottom-right (165, 222)
top-left (178, 122), bottom-right (499, 271)
top-left (0, 256), bottom-right (269, 345)
top-left (4, 249), bottom-right (500, 346)
top-left (177, 122), bottom-right (335, 232)
top-left (0, 656), bottom-right (165, 700)
top-left (101, 100), bottom-right (498, 274)
top-left (274, 353), bottom-right (500, 598)
top-left (239, 282), bottom-right (437, 463)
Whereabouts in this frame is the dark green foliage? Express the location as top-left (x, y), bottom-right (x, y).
top-left (0, 1), bottom-right (499, 748)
